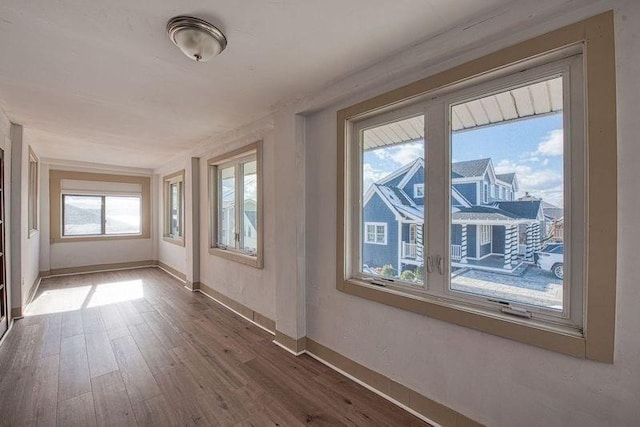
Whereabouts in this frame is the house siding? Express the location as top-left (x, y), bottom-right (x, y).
top-left (451, 224), bottom-right (462, 245)
top-left (467, 225), bottom-right (477, 258)
top-left (400, 165), bottom-right (424, 205)
top-left (363, 193), bottom-right (398, 270)
top-left (492, 225), bottom-right (505, 254)
top-left (453, 182), bottom-right (477, 205)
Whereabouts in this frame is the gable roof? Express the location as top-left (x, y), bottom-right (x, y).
top-left (496, 173), bottom-right (515, 184)
top-left (377, 157), bottom-right (423, 186)
top-left (451, 158), bottom-right (491, 178)
top-left (452, 205), bottom-right (521, 222)
top-left (374, 184), bottom-right (422, 221)
top-left (493, 200), bottom-right (542, 220)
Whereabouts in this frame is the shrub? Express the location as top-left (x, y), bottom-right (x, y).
top-left (380, 264), bottom-right (396, 277)
top-left (401, 270), bottom-right (416, 281)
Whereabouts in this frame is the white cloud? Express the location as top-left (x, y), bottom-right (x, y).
top-left (495, 159), bottom-right (564, 206)
top-left (362, 163), bottom-right (389, 193)
top-left (536, 129), bottom-right (563, 156)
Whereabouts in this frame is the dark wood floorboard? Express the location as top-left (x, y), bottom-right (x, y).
top-left (0, 267), bottom-right (429, 426)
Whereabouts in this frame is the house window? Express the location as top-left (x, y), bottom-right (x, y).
top-left (209, 142), bottom-right (263, 268)
top-left (364, 222), bottom-right (387, 245)
top-left (338, 14), bottom-right (617, 361)
top-left (414, 183), bottom-right (424, 198)
top-left (490, 185), bottom-right (495, 199)
top-left (499, 187), bottom-right (504, 199)
top-left (62, 194), bottom-right (142, 236)
top-left (479, 225), bottom-right (491, 245)
top-left (163, 170), bottom-right (184, 245)
top-left (28, 148), bottom-right (38, 235)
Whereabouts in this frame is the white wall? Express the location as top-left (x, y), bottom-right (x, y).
top-left (0, 109), bottom-right (12, 317)
top-left (304, 1), bottom-right (639, 426)
top-left (38, 164), bottom-right (154, 271)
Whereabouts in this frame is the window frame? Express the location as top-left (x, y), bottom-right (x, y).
top-left (163, 170), bottom-right (185, 246)
top-left (208, 141), bottom-right (263, 269)
top-left (414, 183), bottom-right (424, 198)
top-left (364, 222), bottom-right (387, 245)
top-left (336, 12), bottom-right (617, 362)
top-left (49, 170), bottom-right (151, 243)
top-left (61, 193), bottom-right (143, 238)
top-left (28, 147), bottom-right (38, 237)
top-left (479, 225), bottom-right (491, 245)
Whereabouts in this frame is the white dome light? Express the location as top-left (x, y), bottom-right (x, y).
top-left (167, 16), bottom-right (227, 62)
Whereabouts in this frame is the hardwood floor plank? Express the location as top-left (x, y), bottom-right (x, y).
top-left (128, 322), bottom-right (178, 375)
top-left (61, 311), bottom-right (84, 339)
top-left (85, 332), bottom-right (119, 378)
top-left (110, 335), bottom-right (161, 404)
top-left (58, 334), bottom-right (92, 401)
top-left (0, 268), bottom-right (429, 427)
top-left (57, 392), bottom-right (97, 427)
top-left (91, 371), bottom-right (137, 427)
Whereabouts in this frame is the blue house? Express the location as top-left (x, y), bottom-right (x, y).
top-left (363, 158), bottom-right (551, 277)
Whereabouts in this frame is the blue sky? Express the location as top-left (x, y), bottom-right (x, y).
top-left (363, 113), bottom-right (564, 206)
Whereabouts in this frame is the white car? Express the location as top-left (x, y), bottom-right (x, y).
top-left (536, 244), bottom-right (563, 280)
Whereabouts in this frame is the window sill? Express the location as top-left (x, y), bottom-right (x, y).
top-left (209, 246), bottom-right (263, 269)
top-left (163, 235), bottom-right (185, 247)
top-left (338, 278), bottom-right (591, 361)
top-left (52, 234), bottom-right (148, 243)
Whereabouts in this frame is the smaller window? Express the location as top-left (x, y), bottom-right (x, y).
top-left (28, 148), bottom-right (38, 235)
top-left (414, 183), bottom-right (424, 198)
top-left (163, 170), bottom-right (185, 245)
top-left (364, 222), bottom-right (387, 245)
top-left (480, 225), bottom-right (491, 245)
top-left (490, 185), bottom-right (495, 199)
top-left (209, 142), bottom-right (263, 268)
top-left (483, 183), bottom-right (488, 203)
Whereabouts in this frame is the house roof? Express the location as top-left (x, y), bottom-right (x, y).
top-left (451, 158), bottom-right (490, 178)
top-left (245, 211), bottom-right (257, 230)
top-left (493, 200), bottom-right (542, 220)
top-left (375, 184), bottom-right (422, 221)
top-left (496, 173), bottom-right (515, 184)
top-left (452, 205), bottom-right (522, 222)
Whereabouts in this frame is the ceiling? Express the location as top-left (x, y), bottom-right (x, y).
top-left (0, 0), bottom-right (517, 169)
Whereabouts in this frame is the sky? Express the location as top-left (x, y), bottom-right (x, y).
top-left (363, 113), bottom-right (564, 207)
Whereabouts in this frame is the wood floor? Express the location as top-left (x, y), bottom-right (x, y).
top-left (0, 268), bottom-right (428, 426)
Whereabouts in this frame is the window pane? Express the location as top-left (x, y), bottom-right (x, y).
top-left (169, 182), bottom-right (182, 237)
top-left (105, 196), bottom-right (141, 235)
top-left (241, 160), bottom-right (257, 254)
top-left (449, 76), bottom-right (564, 310)
top-left (218, 165), bottom-right (235, 247)
top-left (63, 195), bottom-right (102, 236)
top-left (361, 115), bottom-right (425, 285)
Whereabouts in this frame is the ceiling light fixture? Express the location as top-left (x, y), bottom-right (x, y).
top-left (167, 16), bottom-right (227, 62)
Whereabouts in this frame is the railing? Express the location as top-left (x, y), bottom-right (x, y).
top-left (402, 242), bottom-right (417, 259)
top-left (450, 244), bottom-right (462, 261)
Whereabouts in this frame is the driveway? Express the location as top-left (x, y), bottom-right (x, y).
top-left (451, 266), bottom-right (563, 309)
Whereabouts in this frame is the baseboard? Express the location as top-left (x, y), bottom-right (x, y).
top-left (157, 261), bottom-right (187, 282)
top-left (274, 330), bottom-right (306, 355)
top-left (25, 274), bottom-right (42, 307)
top-left (304, 338), bottom-right (483, 427)
top-left (46, 260), bottom-right (157, 277)
top-left (197, 282), bottom-right (276, 334)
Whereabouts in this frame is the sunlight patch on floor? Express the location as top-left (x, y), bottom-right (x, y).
top-left (25, 279), bottom-right (144, 315)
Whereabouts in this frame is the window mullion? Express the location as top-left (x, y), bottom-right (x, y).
top-left (425, 101), bottom-right (447, 294)
top-left (235, 162), bottom-right (243, 250)
top-left (101, 196), bottom-right (106, 235)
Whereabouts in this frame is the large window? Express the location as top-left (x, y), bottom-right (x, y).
top-left (163, 170), bottom-right (185, 245)
top-left (28, 148), bottom-right (38, 235)
top-left (63, 194), bottom-right (142, 236)
top-left (338, 13), bottom-right (617, 362)
top-left (49, 170), bottom-right (151, 242)
top-left (209, 142), bottom-right (262, 268)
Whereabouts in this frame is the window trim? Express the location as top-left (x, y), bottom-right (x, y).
top-left (61, 193), bottom-right (143, 237)
top-left (208, 141), bottom-right (263, 269)
top-left (336, 12), bottom-right (617, 362)
top-left (479, 225), bottom-right (491, 245)
top-left (364, 222), bottom-right (387, 245)
top-left (50, 170), bottom-right (151, 243)
top-left (414, 183), bottom-right (424, 198)
top-left (163, 170), bottom-right (185, 247)
top-left (28, 147), bottom-right (39, 237)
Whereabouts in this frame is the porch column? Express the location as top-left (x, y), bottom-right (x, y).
top-left (511, 225), bottom-right (520, 266)
top-left (504, 225), bottom-right (516, 270)
top-left (533, 222), bottom-right (542, 252)
top-left (460, 224), bottom-right (468, 263)
top-left (525, 224), bottom-right (534, 262)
